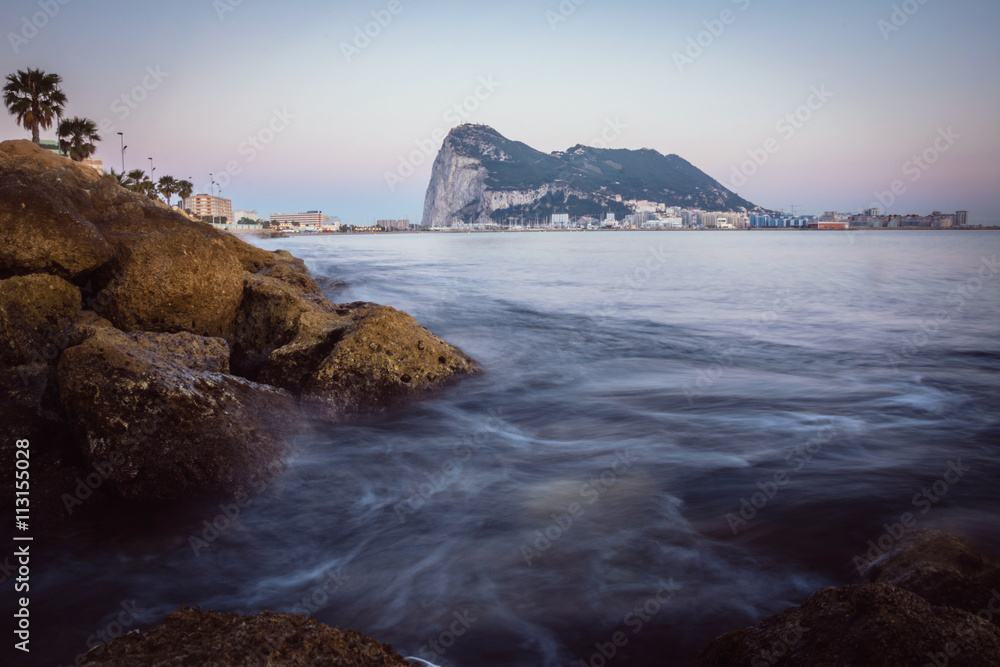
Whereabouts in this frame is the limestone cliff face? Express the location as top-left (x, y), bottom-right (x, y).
top-left (421, 137), bottom-right (490, 228)
top-left (422, 124), bottom-right (761, 227)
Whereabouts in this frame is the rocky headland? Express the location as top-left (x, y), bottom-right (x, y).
top-left (0, 138), bottom-right (480, 514)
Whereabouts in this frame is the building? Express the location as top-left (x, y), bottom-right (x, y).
top-left (270, 211), bottom-right (324, 227)
top-left (955, 211), bottom-right (969, 226)
top-left (232, 209), bottom-right (259, 224)
top-left (376, 219), bottom-right (411, 231)
top-left (183, 194), bottom-right (233, 224)
top-left (551, 213), bottom-right (570, 226)
top-left (212, 221), bottom-right (262, 232)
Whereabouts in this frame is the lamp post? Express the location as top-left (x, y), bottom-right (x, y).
top-left (209, 173), bottom-right (216, 226)
top-left (148, 157), bottom-right (155, 180)
top-left (117, 133), bottom-right (125, 172)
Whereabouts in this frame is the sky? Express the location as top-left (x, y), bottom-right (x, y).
top-left (2, 0), bottom-right (999, 225)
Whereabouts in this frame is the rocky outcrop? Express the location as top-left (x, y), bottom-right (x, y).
top-left (57, 328), bottom-right (299, 501)
top-left (421, 124), bottom-right (759, 227)
top-left (298, 304), bottom-right (481, 415)
top-left (863, 530), bottom-right (1000, 622)
top-left (80, 606), bottom-right (411, 666)
top-left (0, 180), bottom-right (113, 279)
top-left (0, 139), bottom-right (479, 506)
top-left (693, 583), bottom-right (1000, 667)
top-left (0, 273), bottom-right (81, 366)
top-left (694, 532), bottom-right (1000, 666)
top-left (99, 226), bottom-right (245, 337)
top-left (422, 136), bottom-right (490, 227)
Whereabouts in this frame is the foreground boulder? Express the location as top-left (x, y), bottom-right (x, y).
top-left (235, 274), bottom-right (481, 417)
top-left (297, 304), bottom-right (481, 415)
top-left (0, 273), bottom-right (82, 366)
top-left (80, 606), bottom-right (411, 667)
top-left (863, 530), bottom-right (1000, 623)
top-left (693, 583), bottom-right (1000, 667)
top-left (0, 178), bottom-right (113, 280)
top-left (99, 226), bottom-right (245, 337)
top-left (57, 328), bottom-right (299, 501)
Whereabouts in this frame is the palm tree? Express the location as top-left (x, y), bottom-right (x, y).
top-left (125, 168), bottom-right (153, 195)
top-left (57, 116), bottom-right (101, 162)
top-left (157, 175), bottom-right (180, 206)
top-left (176, 179), bottom-right (194, 203)
top-left (2, 68), bottom-right (67, 144)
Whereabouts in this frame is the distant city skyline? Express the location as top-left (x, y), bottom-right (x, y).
top-left (3, 0), bottom-right (998, 224)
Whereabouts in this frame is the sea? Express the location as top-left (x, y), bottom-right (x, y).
top-left (22, 230), bottom-right (1000, 666)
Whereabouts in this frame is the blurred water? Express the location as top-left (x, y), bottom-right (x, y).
top-left (24, 231), bottom-right (1000, 666)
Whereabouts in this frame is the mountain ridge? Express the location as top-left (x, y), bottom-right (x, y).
top-left (422, 124), bottom-right (761, 227)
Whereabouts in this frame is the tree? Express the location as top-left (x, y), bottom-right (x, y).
top-left (57, 116), bottom-right (101, 162)
top-left (157, 175), bottom-right (179, 206)
top-left (3, 68), bottom-right (67, 144)
top-left (176, 179), bottom-right (194, 202)
top-left (125, 168), bottom-right (149, 193)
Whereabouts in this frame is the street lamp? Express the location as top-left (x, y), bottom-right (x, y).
top-left (209, 173), bottom-right (216, 226)
top-left (148, 157), bottom-right (155, 179)
top-left (117, 133), bottom-right (125, 172)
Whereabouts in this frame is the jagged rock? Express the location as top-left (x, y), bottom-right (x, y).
top-left (692, 583), bottom-right (1000, 667)
top-left (231, 272), bottom-right (339, 379)
top-left (0, 179), bottom-right (113, 279)
top-left (863, 530), bottom-right (1000, 623)
top-left (300, 304), bottom-right (481, 415)
top-left (80, 606), bottom-right (410, 666)
top-left (57, 328), bottom-right (298, 501)
top-left (98, 226), bottom-right (245, 338)
top-left (0, 273), bottom-right (82, 366)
